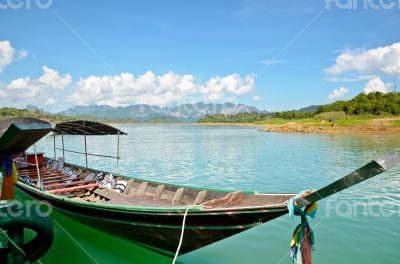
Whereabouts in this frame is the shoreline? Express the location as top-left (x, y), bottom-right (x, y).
top-left (196, 117), bottom-right (400, 135)
top-left (4, 116), bottom-right (398, 135)
top-left (196, 122), bottom-right (262, 127)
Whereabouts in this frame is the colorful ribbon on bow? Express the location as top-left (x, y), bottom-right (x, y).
top-left (287, 191), bottom-right (317, 264)
top-left (1, 156), bottom-right (18, 200)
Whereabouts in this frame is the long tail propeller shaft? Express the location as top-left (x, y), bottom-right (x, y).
top-left (296, 153), bottom-right (400, 207)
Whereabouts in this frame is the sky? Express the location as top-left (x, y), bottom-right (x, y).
top-left (0, 0), bottom-right (399, 112)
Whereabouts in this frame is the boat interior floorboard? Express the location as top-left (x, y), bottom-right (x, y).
top-left (103, 197), bottom-right (186, 207)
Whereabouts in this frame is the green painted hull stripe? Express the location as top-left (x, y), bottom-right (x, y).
top-left (127, 240), bottom-right (175, 256)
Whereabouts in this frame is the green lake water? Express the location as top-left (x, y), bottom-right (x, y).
top-left (15, 124), bottom-right (400, 263)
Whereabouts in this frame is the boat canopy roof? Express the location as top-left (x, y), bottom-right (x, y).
top-left (53, 120), bottom-right (127, 136)
top-left (0, 117), bottom-right (52, 137)
top-left (0, 117), bottom-right (53, 155)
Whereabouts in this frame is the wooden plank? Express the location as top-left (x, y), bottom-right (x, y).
top-left (30, 174), bottom-right (69, 181)
top-left (123, 179), bottom-right (135, 194)
top-left (18, 171), bottom-right (50, 175)
top-left (49, 184), bottom-right (99, 194)
top-left (194, 191), bottom-right (207, 205)
top-left (18, 166), bottom-right (61, 173)
top-left (42, 176), bottom-right (85, 185)
top-left (18, 170), bottom-right (46, 175)
top-left (17, 167), bottom-right (46, 172)
top-left (19, 171), bottom-right (60, 177)
top-left (155, 185), bottom-right (164, 199)
top-left (25, 173), bottom-right (64, 179)
top-left (138, 182), bottom-right (147, 194)
top-left (88, 188), bottom-right (119, 200)
top-left (45, 180), bottom-right (95, 189)
top-left (27, 170), bottom-right (66, 178)
top-left (172, 188), bottom-right (184, 204)
top-left (18, 171), bottom-right (50, 177)
top-left (31, 176), bottom-right (69, 183)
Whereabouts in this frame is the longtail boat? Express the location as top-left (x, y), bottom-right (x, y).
top-left (2, 118), bottom-right (398, 256)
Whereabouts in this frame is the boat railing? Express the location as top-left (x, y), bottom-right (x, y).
top-left (51, 120), bottom-right (127, 176)
top-left (54, 147), bottom-right (120, 160)
top-left (13, 120), bottom-right (126, 188)
top-left (52, 132), bottom-right (122, 178)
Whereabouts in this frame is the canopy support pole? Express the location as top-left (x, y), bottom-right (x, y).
top-left (61, 133), bottom-right (65, 162)
top-left (53, 134), bottom-right (56, 159)
top-left (84, 133), bottom-right (88, 168)
top-left (33, 144), bottom-right (42, 189)
top-left (116, 132), bottom-right (120, 176)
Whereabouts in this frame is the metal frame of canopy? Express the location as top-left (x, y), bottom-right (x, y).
top-left (52, 120), bottom-right (127, 173)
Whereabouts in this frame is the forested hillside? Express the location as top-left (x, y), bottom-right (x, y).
top-left (199, 92), bottom-right (400, 123)
top-left (316, 92), bottom-right (400, 115)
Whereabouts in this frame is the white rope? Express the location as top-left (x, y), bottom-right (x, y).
top-left (0, 227), bottom-right (26, 257)
top-left (172, 205), bottom-right (198, 264)
top-left (53, 219), bottom-right (99, 264)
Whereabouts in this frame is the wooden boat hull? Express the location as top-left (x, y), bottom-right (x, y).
top-left (16, 182), bottom-right (289, 255)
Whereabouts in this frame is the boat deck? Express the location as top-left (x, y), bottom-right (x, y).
top-left (17, 161), bottom-right (293, 209)
top-left (17, 165), bottom-right (98, 191)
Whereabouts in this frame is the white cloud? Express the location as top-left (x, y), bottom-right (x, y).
top-left (199, 73), bottom-right (255, 102)
top-left (328, 87), bottom-right (349, 100)
top-left (0, 41), bottom-right (29, 73)
top-left (325, 42), bottom-right (400, 77)
top-left (18, 49), bottom-right (29, 59)
top-left (252, 95), bottom-right (262, 101)
top-left (0, 66), bottom-right (72, 106)
top-left (69, 71), bottom-right (255, 107)
top-left (363, 77), bottom-right (393, 94)
top-left (326, 74), bottom-right (376, 83)
top-left (0, 40), bottom-right (15, 73)
top-left (45, 98), bottom-right (58, 105)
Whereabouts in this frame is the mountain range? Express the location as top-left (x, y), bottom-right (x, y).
top-left (297, 105), bottom-right (320, 113)
top-left (58, 102), bottom-right (259, 122)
